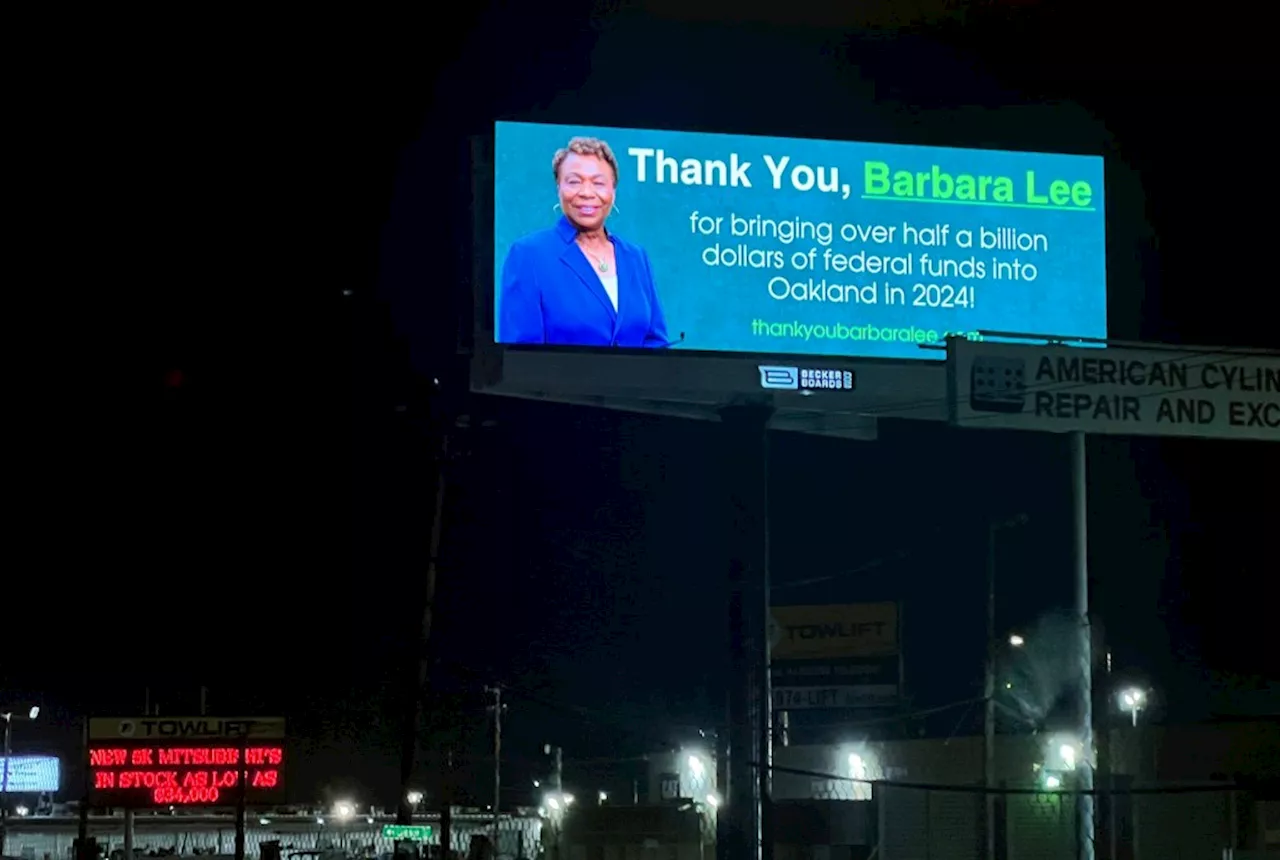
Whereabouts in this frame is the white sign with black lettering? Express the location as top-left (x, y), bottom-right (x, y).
top-left (772, 685), bottom-right (898, 710)
top-left (949, 340), bottom-right (1280, 441)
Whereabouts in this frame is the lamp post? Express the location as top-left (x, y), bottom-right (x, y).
top-left (1, 705), bottom-right (41, 857)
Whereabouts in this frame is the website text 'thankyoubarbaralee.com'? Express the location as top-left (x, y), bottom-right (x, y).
top-left (750, 319), bottom-right (982, 344)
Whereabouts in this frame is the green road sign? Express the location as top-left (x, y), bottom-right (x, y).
top-left (381, 825), bottom-right (433, 841)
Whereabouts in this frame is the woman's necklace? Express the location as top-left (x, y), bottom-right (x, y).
top-left (579, 241), bottom-right (611, 273)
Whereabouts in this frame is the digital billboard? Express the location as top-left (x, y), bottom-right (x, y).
top-left (493, 122), bottom-right (1106, 361)
top-left (87, 716), bottom-right (285, 807)
top-left (0, 756), bottom-right (60, 792)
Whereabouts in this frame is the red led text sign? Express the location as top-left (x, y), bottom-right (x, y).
top-left (86, 716), bottom-right (286, 807)
top-left (88, 745), bottom-right (285, 805)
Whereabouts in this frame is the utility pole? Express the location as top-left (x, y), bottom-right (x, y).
top-left (1, 712), bottom-right (12, 858)
top-left (983, 523), bottom-right (998, 860)
top-left (440, 747), bottom-right (454, 860)
top-left (984, 514), bottom-right (1027, 860)
top-left (549, 745), bottom-right (563, 794)
top-left (544, 745), bottom-right (563, 860)
top-left (488, 686), bottom-right (503, 857)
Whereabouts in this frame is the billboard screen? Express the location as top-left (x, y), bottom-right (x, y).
top-left (493, 122), bottom-right (1106, 361)
top-left (87, 717), bottom-right (285, 807)
top-left (0, 756), bottom-right (60, 792)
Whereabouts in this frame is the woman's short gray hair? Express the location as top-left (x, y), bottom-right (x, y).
top-left (552, 137), bottom-right (620, 184)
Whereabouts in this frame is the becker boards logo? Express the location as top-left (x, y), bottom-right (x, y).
top-left (770, 602), bottom-right (898, 660)
top-left (759, 365), bottom-right (799, 390)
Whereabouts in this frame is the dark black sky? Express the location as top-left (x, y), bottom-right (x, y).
top-left (8, 0), bottom-right (1278, 809)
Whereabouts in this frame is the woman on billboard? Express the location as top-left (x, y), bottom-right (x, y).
top-left (498, 136), bottom-right (671, 348)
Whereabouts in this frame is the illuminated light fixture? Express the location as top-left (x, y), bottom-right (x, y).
top-left (687, 754), bottom-right (705, 777)
top-left (563, 793), bottom-right (575, 806)
top-left (1008, 634), bottom-right (1025, 647)
top-left (597, 790), bottom-right (608, 804)
top-left (1119, 687), bottom-right (1148, 727)
top-left (407, 790), bottom-right (424, 806)
top-left (15, 805), bottom-right (30, 817)
top-left (315, 817), bottom-right (325, 825)
top-left (1059, 744), bottom-right (1077, 770)
top-left (27, 707), bottom-right (39, 721)
top-left (259, 817), bottom-right (270, 825)
top-left (706, 793), bottom-right (721, 808)
top-left (1043, 773), bottom-right (1062, 790)
top-left (546, 796), bottom-right (561, 811)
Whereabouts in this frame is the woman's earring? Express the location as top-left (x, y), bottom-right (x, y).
top-left (610, 202), bottom-right (620, 216)
top-left (552, 202), bottom-right (562, 213)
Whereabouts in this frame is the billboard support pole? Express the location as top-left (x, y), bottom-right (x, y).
top-left (124, 809), bottom-right (135, 860)
top-left (1071, 431), bottom-right (1095, 860)
top-left (719, 403), bottom-right (773, 860)
top-left (235, 733), bottom-right (248, 860)
top-left (399, 406), bottom-right (450, 831)
top-left (78, 717), bottom-right (90, 860)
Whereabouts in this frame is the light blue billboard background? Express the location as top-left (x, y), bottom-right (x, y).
top-left (494, 121), bottom-right (1106, 360)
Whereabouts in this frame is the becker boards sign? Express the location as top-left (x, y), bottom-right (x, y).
top-left (88, 717), bottom-right (286, 741)
top-left (769, 602), bottom-right (898, 660)
top-left (949, 339), bottom-right (1280, 441)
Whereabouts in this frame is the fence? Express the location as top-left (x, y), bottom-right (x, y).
top-left (4, 786), bottom-right (1269, 860)
top-left (784, 771), bottom-right (1268, 859)
top-left (2, 812), bottom-right (543, 860)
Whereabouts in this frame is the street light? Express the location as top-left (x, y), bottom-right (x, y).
top-left (1119, 687), bottom-right (1147, 727)
top-left (1008, 634), bottom-right (1025, 648)
top-left (1, 704), bottom-right (40, 857)
top-left (406, 790), bottom-right (424, 808)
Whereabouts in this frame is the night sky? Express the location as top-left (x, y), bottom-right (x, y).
top-left (7, 1), bottom-right (1277, 811)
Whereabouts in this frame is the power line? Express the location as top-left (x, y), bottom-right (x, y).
top-left (435, 652), bottom-right (986, 742)
top-left (763, 761), bottom-right (1242, 796)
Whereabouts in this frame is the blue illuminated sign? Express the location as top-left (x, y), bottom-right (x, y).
top-left (0, 756), bottom-right (60, 792)
top-left (494, 122), bottom-right (1106, 360)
